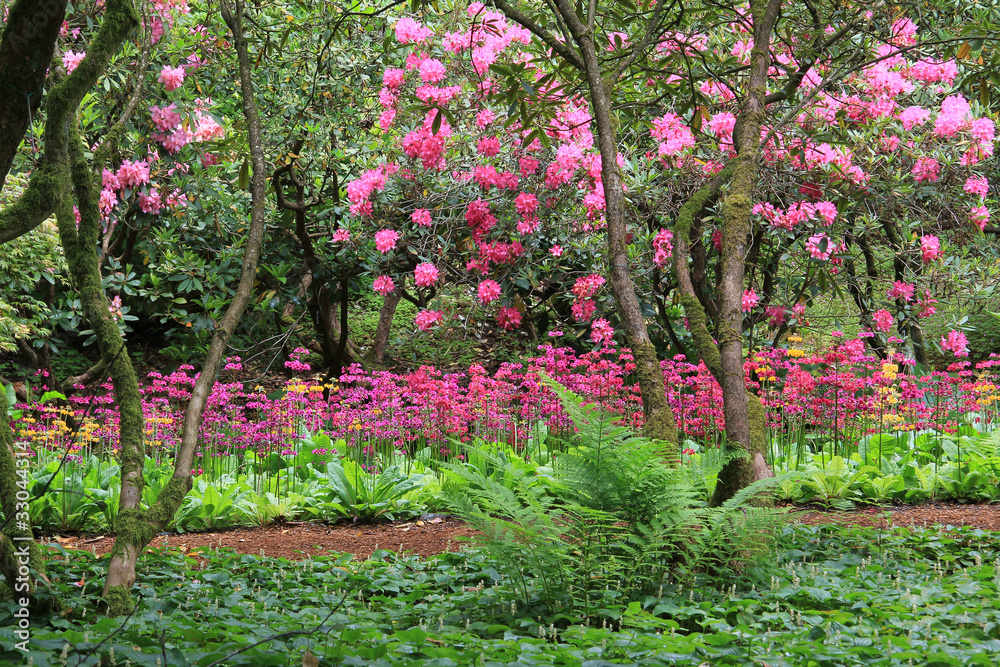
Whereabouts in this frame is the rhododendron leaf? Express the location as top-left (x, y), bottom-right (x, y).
top-left (237, 159), bottom-right (249, 190)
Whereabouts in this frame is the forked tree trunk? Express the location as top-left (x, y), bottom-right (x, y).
top-left (708, 0), bottom-right (782, 504)
top-left (553, 0), bottom-right (677, 443)
top-left (101, 0), bottom-right (270, 614)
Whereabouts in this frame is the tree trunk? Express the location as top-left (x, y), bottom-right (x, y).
top-left (554, 0), bottom-right (677, 443)
top-left (369, 291), bottom-right (400, 364)
top-left (709, 0), bottom-right (782, 505)
top-left (0, 0), bottom-right (68, 191)
top-left (0, 385), bottom-right (46, 601)
top-left (101, 0), bottom-right (271, 614)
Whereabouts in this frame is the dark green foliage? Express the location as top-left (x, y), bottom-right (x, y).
top-left (4, 524), bottom-right (1000, 665)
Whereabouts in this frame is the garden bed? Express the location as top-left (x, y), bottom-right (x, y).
top-left (46, 502), bottom-right (1000, 563)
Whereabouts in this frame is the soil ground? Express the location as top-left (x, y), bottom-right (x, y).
top-left (47, 502), bottom-right (1000, 563)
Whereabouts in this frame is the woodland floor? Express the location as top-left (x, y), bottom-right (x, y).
top-left (47, 502), bottom-right (1000, 563)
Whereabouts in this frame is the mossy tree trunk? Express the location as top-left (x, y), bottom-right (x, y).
top-left (0, 0), bottom-right (137, 605)
top-left (0, 0), bottom-right (68, 193)
top-left (0, 386), bottom-right (46, 601)
top-left (100, 0), bottom-right (271, 615)
top-left (706, 0), bottom-right (782, 504)
top-left (495, 0), bottom-right (678, 443)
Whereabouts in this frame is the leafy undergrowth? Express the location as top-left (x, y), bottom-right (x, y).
top-left (3, 524), bottom-right (1000, 666)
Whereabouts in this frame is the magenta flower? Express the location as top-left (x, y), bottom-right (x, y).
top-left (159, 65), bottom-right (186, 92)
top-left (873, 309), bottom-right (894, 332)
top-left (414, 262), bottom-right (439, 287)
top-left (375, 229), bottom-right (400, 253)
top-left (477, 280), bottom-right (501, 304)
top-left (415, 309), bottom-right (444, 331)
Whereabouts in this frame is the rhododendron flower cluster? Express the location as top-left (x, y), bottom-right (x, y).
top-left (652, 229), bottom-right (673, 267)
top-left (940, 330), bottom-right (969, 357)
top-left (741, 290), bottom-right (759, 312)
top-left (590, 318), bottom-right (614, 343)
top-left (887, 281), bottom-right (915, 301)
top-left (159, 65), bottom-right (185, 91)
top-left (496, 306), bottom-right (522, 330)
top-left (920, 235), bottom-right (941, 263)
top-left (477, 279), bottom-right (501, 304)
top-left (413, 262), bottom-right (439, 287)
top-left (873, 309), bottom-right (894, 332)
top-left (63, 50), bottom-right (85, 73)
top-left (415, 309), bottom-right (443, 330)
top-left (911, 156), bottom-right (940, 183)
top-left (374, 228), bottom-right (400, 254)
top-left (372, 275), bottom-right (395, 295)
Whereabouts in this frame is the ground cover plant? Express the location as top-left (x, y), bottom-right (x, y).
top-left (2, 523), bottom-right (999, 665)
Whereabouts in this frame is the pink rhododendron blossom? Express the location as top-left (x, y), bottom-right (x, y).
top-left (332, 228), bottom-right (350, 243)
top-left (373, 275), bottom-right (395, 295)
top-left (477, 136), bottom-right (500, 157)
top-left (652, 229), bottom-right (673, 267)
top-left (412, 208), bottom-right (433, 227)
top-left (887, 281), bottom-right (915, 301)
top-left (741, 290), bottom-right (759, 312)
top-left (116, 160), bottom-right (150, 188)
top-left (550, 245), bottom-right (563, 257)
top-left (911, 157), bottom-right (940, 183)
top-left (496, 306), bottom-right (522, 330)
top-left (805, 233), bottom-right (834, 260)
top-left (475, 109), bottom-right (495, 127)
top-left (415, 309), bottom-right (443, 330)
top-left (590, 318), bottom-right (614, 343)
top-left (383, 68), bottom-right (406, 88)
top-left (897, 106), bottom-right (931, 130)
top-left (159, 65), bottom-right (185, 91)
top-left (916, 290), bottom-right (938, 318)
top-left (374, 228), bottom-right (400, 253)
top-left (970, 205), bottom-right (990, 231)
top-left (418, 58), bottom-right (446, 83)
top-left (413, 262), bottom-right (439, 287)
top-left (150, 104), bottom-right (182, 132)
top-left (161, 127), bottom-right (192, 153)
top-left (99, 188), bottom-right (118, 215)
top-left (920, 235), bottom-right (941, 262)
top-left (941, 330), bottom-right (969, 357)
top-left (964, 176), bottom-right (989, 198)
top-left (138, 188), bottom-right (162, 214)
top-left (514, 192), bottom-right (538, 215)
top-left (571, 299), bottom-right (597, 322)
top-left (572, 274), bottom-right (606, 301)
top-left (395, 17), bottom-right (433, 44)
top-left (873, 309), bottom-right (894, 332)
top-left (477, 279), bottom-right (501, 304)
top-left (650, 112), bottom-right (695, 157)
top-left (63, 50), bottom-right (85, 73)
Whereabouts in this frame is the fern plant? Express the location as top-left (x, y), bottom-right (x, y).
top-left (445, 377), bottom-right (788, 612)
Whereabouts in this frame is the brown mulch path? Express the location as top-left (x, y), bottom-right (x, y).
top-left (49, 517), bottom-right (479, 562)
top-left (45, 503), bottom-right (1000, 562)
top-left (789, 502), bottom-right (1000, 531)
